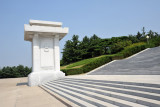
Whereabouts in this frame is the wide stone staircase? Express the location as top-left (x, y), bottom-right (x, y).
top-left (40, 78), bottom-right (160, 107)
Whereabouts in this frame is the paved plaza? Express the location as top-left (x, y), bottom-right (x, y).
top-left (0, 78), bottom-right (67, 107)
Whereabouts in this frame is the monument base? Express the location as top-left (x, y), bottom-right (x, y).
top-left (28, 71), bottom-right (65, 86)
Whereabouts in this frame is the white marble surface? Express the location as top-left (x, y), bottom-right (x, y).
top-left (24, 20), bottom-right (68, 86)
top-left (28, 71), bottom-right (65, 86)
top-left (29, 19), bottom-right (62, 27)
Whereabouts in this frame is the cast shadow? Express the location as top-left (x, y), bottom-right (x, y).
top-left (16, 82), bottom-right (28, 86)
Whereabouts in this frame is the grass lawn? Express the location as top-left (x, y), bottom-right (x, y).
top-left (60, 55), bottom-right (110, 70)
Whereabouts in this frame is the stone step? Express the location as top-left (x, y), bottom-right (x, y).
top-left (64, 78), bottom-right (160, 88)
top-left (58, 78), bottom-right (160, 94)
top-left (41, 84), bottom-right (118, 107)
top-left (40, 78), bottom-right (160, 107)
top-left (55, 79), bottom-right (160, 101)
top-left (48, 79), bottom-right (160, 106)
top-left (42, 83), bottom-right (134, 107)
top-left (47, 82), bottom-right (147, 107)
top-left (54, 78), bottom-right (160, 98)
top-left (40, 84), bottom-right (77, 107)
top-left (64, 78), bottom-right (160, 90)
top-left (89, 70), bottom-right (160, 75)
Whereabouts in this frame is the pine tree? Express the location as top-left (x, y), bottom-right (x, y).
top-left (80, 36), bottom-right (90, 59)
top-left (136, 31), bottom-right (142, 41)
top-left (62, 40), bottom-right (73, 64)
top-left (71, 35), bottom-right (81, 62)
top-left (142, 27), bottom-right (146, 37)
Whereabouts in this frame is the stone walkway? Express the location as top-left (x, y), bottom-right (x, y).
top-left (88, 46), bottom-right (160, 75)
top-left (0, 78), bottom-right (67, 107)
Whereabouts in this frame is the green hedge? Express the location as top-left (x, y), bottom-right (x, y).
top-left (61, 42), bottom-right (147, 75)
top-left (61, 56), bottom-right (112, 75)
top-left (119, 42), bottom-right (146, 58)
top-left (82, 56), bottom-right (112, 73)
top-left (61, 68), bottom-right (84, 75)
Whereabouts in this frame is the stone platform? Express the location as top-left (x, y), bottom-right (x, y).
top-left (0, 77), bottom-right (67, 107)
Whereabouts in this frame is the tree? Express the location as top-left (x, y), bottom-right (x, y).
top-left (80, 36), bottom-right (90, 59)
top-left (129, 35), bottom-right (138, 43)
top-left (62, 35), bottom-right (81, 64)
top-left (62, 40), bottom-right (73, 65)
top-left (71, 35), bottom-right (81, 62)
top-left (88, 34), bottom-right (102, 57)
top-left (148, 30), bottom-right (154, 38)
top-left (142, 27), bottom-right (146, 37)
top-left (136, 31), bottom-right (142, 41)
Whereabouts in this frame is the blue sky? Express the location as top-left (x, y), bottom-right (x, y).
top-left (0, 0), bottom-right (160, 67)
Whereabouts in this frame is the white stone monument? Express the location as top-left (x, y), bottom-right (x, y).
top-left (24, 20), bottom-right (69, 86)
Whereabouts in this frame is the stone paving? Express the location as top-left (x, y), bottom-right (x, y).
top-left (89, 46), bottom-right (160, 75)
top-left (0, 78), bottom-right (67, 107)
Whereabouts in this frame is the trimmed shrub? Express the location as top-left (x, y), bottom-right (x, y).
top-left (108, 54), bottom-right (124, 60)
top-left (82, 56), bottom-right (112, 73)
top-left (61, 68), bottom-right (83, 76)
top-left (119, 42), bottom-right (146, 58)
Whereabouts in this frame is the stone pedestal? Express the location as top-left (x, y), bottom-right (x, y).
top-left (24, 20), bottom-right (69, 86)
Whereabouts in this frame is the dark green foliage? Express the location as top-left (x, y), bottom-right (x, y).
top-left (62, 35), bottom-right (82, 65)
top-left (87, 34), bottom-right (103, 57)
top-left (0, 65), bottom-right (31, 78)
top-left (80, 36), bottom-right (90, 59)
top-left (128, 35), bottom-right (139, 43)
top-left (110, 40), bottom-right (132, 54)
top-left (61, 40), bottom-right (73, 65)
top-left (136, 31), bottom-right (142, 41)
